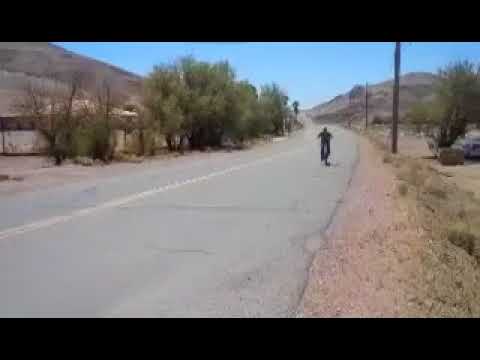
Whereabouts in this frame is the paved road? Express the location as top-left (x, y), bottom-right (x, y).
top-left (0, 118), bottom-right (358, 317)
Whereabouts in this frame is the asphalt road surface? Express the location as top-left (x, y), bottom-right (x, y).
top-left (0, 118), bottom-right (358, 317)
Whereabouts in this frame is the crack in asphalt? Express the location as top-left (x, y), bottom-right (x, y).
top-left (148, 247), bottom-right (213, 255)
top-left (118, 203), bottom-right (318, 215)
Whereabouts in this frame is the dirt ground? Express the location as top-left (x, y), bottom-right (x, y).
top-left (364, 124), bottom-right (480, 199)
top-left (0, 152), bottom-right (203, 197)
top-left (300, 135), bottom-right (420, 317)
top-left (300, 125), bottom-right (480, 317)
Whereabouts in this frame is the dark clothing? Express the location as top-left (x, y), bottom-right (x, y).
top-left (321, 141), bottom-right (330, 162)
top-left (318, 131), bottom-right (332, 144)
top-left (318, 130), bottom-right (332, 165)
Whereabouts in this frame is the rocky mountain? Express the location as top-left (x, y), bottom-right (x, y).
top-left (307, 72), bottom-right (439, 124)
top-left (0, 42), bottom-right (143, 114)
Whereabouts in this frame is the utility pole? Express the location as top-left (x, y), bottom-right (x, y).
top-left (365, 82), bottom-right (368, 129)
top-left (392, 42), bottom-right (401, 154)
top-left (0, 117), bottom-right (4, 155)
top-left (348, 89), bottom-right (353, 128)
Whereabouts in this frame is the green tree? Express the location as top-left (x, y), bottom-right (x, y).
top-left (434, 60), bottom-right (480, 146)
top-left (143, 63), bottom-right (186, 151)
top-left (143, 56), bottom-right (289, 151)
top-left (292, 100), bottom-right (299, 119)
top-left (405, 101), bottom-right (437, 133)
top-left (258, 83), bottom-right (289, 136)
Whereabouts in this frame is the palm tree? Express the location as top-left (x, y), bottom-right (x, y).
top-left (292, 101), bottom-right (299, 120)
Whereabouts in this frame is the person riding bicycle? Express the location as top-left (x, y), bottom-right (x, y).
top-left (317, 127), bottom-right (332, 166)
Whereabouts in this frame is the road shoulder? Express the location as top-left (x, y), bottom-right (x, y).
top-left (299, 134), bottom-right (414, 316)
top-left (299, 127), bottom-right (480, 317)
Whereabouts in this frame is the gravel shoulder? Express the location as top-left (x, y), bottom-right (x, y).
top-left (299, 134), bottom-right (415, 317)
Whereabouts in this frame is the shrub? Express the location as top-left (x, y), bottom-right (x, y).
top-left (426, 185), bottom-right (447, 199)
top-left (87, 121), bottom-right (115, 162)
top-left (71, 128), bottom-right (93, 157)
top-left (73, 156), bottom-right (94, 166)
top-left (398, 183), bottom-right (408, 196)
top-left (383, 154), bottom-right (393, 163)
top-left (137, 129), bottom-right (158, 156)
top-left (424, 176), bottom-right (448, 199)
top-left (398, 162), bottom-right (425, 188)
top-left (447, 222), bottom-right (477, 257)
top-left (372, 115), bottom-right (392, 126)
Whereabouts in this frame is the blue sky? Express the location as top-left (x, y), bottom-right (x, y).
top-left (55, 42), bottom-right (480, 109)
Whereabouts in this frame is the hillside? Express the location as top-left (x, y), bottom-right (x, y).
top-left (307, 72), bottom-right (439, 124)
top-left (0, 42), bottom-right (143, 114)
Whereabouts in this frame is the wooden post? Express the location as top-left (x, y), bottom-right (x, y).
top-left (0, 117), bottom-right (5, 154)
top-left (392, 42), bottom-right (401, 154)
top-left (365, 82), bottom-right (368, 129)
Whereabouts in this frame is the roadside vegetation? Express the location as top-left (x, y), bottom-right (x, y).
top-left (14, 71), bottom-right (126, 165)
top-left (361, 124), bottom-right (480, 316)
top-left (392, 152), bottom-right (480, 316)
top-left (404, 60), bottom-right (480, 148)
top-left (14, 56), bottom-right (303, 165)
top-left (335, 60), bottom-right (480, 316)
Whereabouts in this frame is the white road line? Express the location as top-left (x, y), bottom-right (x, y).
top-left (0, 146), bottom-right (307, 241)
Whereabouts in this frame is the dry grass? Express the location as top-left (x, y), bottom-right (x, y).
top-left (0, 174), bottom-right (23, 182)
top-left (363, 126), bottom-right (480, 317)
top-left (425, 184), bottom-right (447, 199)
top-left (398, 183), bottom-right (408, 196)
top-left (447, 222), bottom-right (478, 260)
top-left (112, 152), bottom-right (145, 163)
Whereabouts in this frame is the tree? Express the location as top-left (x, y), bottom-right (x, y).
top-left (410, 61), bottom-right (480, 148)
top-left (13, 71), bottom-right (87, 164)
top-left (143, 63), bottom-right (186, 151)
top-left (225, 80), bottom-right (261, 142)
top-left (180, 57), bottom-right (236, 149)
top-left (258, 83), bottom-right (289, 136)
top-left (86, 76), bottom-right (126, 161)
top-left (291, 100), bottom-right (300, 132)
top-left (405, 101), bottom-right (437, 133)
top-left (292, 100), bottom-right (299, 119)
top-left (435, 60), bottom-right (480, 147)
top-left (143, 56), bottom-right (290, 152)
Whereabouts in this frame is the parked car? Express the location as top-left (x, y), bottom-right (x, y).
top-left (451, 132), bottom-right (480, 158)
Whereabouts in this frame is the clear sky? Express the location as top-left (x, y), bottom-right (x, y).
top-left (55, 42), bottom-right (480, 109)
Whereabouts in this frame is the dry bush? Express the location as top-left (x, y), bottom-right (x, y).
top-left (388, 150), bottom-right (480, 315)
top-left (397, 162), bottom-right (426, 188)
top-left (73, 156), bottom-right (93, 166)
top-left (426, 186), bottom-right (447, 199)
top-left (422, 175), bottom-right (448, 200)
top-left (383, 154), bottom-right (393, 164)
top-left (362, 123), bottom-right (480, 316)
top-left (398, 183), bottom-right (409, 196)
top-left (392, 158), bottom-right (402, 168)
top-left (458, 208), bottom-right (468, 221)
top-left (447, 222), bottom-right (478, 256)
top-left (112, 152), bottom-right (144, 163)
